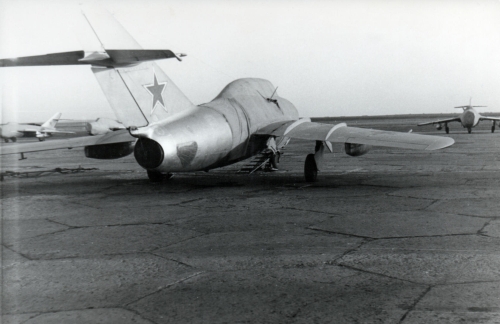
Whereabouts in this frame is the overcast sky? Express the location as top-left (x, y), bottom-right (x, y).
top-left (1, 0), bottom-right (499, 123)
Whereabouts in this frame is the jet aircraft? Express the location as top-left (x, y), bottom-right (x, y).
top-left (86, 118), bottom-right (125, 135)
top-left (0, 9), bottom-right (454, 182)
top-left (0, 112), bottom-right (74, 142)
top-left (417, 99), bottom-right (500, 134)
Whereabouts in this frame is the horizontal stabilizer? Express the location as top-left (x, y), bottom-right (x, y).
top-left (0, 50), bottom-right (180, 68)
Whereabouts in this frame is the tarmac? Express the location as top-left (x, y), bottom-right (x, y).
top-left (1, 117), bottom-right (500, 323)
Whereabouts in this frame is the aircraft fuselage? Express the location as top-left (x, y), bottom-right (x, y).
top-left (0, 124), bottom-right (23, 142)
top-left (132, 78), bottom-right (299, 173)
top-left (459, 108), bottom-right (480, 128)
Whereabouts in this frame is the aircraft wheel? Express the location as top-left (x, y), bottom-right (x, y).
top-left (147, 170), bottom-right (165, 183)
top-left (11, 137), bottom-right (16, 142)
top-left (304, 154), bottom-right (317, 182)
top-left (445, 127), bottom-right (449, 134)
top-left (38, 138), bottom-right (45, 142)
top-left (4, 139), bottom-right (9, 143)
top-left (467, 128), bottom-right (472, 134)
top-left (492, 125), bottom-right (495, 133)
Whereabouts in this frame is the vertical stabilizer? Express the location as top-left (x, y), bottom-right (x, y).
top-left (83, 6), bottom-right (195, 127)
top-left (92, 62), bottom-right (195, 126)
top-left (41, 112), bottom-right (62, 129)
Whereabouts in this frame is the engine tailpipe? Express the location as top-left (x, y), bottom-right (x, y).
top-left (345, 143), bottom-right (371, 157)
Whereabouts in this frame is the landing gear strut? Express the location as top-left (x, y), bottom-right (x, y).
top-left (304, 141), bottom-right (331, 182)
top-left (467, 127), bottom-right (472, 134)
top-left (147, 170), bottom-right (173, 182)
top-left (492, 123), bottom-right (496, 133)
top-left (445, 124), bottom-right (449, 134)
top-left (304, 154), bottom-right (317, 182)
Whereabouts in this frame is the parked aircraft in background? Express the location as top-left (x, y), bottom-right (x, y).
top-left (0, 8), bottom-right (454, 182)
top-left (418, 100), bottom-right (500, 134)
top-left (86, 118), bottom-right (125, 135)
top-left (0, 112), bottom-right (74, 142)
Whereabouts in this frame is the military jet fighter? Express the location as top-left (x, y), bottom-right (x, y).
top-left (417, 99), bottom-right (500, 134)
top-left (86, 118), bottom-right (125, 135)
top-left (0, 9), bottom-right (454, 182)
top-left (0, 112), bottom-right (74, 142)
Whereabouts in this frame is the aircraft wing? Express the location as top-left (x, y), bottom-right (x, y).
top-left (479, 116), bottom-right (500, 122)
top-left (16, 128), bottom-right (76, 135)
top-left (417, 117), bottom-right (460, 126)
top-left (257, 121), bottom-right (454, 150)
top-left (0, 130), bottom-right (135, 155)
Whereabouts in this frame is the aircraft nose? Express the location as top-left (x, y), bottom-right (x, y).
top-left (462, 111), bottom-right (475, 127)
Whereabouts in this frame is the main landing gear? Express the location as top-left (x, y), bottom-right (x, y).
top-left (492, 122), bottom-right (496, 133)
top-left (304, 141), bottom-right (331, 182)
top-left (147, 170), bottom-right (173, 183)
top-left (445, 124), bottom-right (449, 134)
top-left (304, 154), bottom-right (317, 182)
top-left (467, 127), bottom-right (472, 134)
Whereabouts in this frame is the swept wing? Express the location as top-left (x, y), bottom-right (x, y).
top-left (417, 117), bottom-right (461, 126)
top-left (479, 116), bottom-right (500, 122)
top-left (257, 120), bottom-right (454, 150)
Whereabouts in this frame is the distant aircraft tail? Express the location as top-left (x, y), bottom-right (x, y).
top-left (40, 112), bottom-right (62, 129)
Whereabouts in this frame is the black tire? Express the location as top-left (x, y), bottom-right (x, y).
top-left (467, 128), bottom-right (472, 134)
top-left (492, 125), bottom-right (495, 133)
top-left (147, 170), bottom-right (164, 183)
top-left (445, 127), bottom-right (449, 134)
top-left (11, 137), bottom-right (16, 142)
top-left (304, 154), bottom-right (317, 182)
top-left (4, 139), bottom-right (9, 143)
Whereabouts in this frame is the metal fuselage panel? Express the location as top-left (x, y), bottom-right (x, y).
top-left (460, 108), bottom-right (480, 128)
top-left (139, 78), bottom-right (299, 173)
top-left (0, 124), bottom-right (23, 139)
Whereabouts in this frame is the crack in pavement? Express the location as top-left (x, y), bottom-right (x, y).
top-left (398, 285), bottom-right (433, 323)
top-left (124, 271), bottom-right (205, 308)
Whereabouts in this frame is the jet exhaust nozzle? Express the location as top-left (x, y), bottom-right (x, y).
top-left (134, 138), bottom-right (164, 169)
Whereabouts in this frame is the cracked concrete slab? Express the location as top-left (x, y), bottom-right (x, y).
top-left (309, 210), bottom-right (487, 238)
top-left (339, 236), bottom-right (500, 284)
top-left (388, 187), bottom-right (496, 200)
top-left (483, 220), bottom-right (500, 237)
top-left (22, 308), bottom-right (155, 324)
top-left (154, 229), bottom-right (364, 271)
top-left (2, 219), bottom-right (69, 245)
top-left (427, 198), bottom-right (500, 218)
top-left (1, 195), bottom-right (92, 220)
top-left (47, 205), bottom-right (205, 227)
top-left (2, 254), bottom-right (198, 314)
top-left (6, 224), bottom-right (202, 260)
top-left (404, 282), bottom-right (500, 323)
top-left (167, 208), bottom-right (331, 234)
top-left (403, 311), bottom-right (500, 323)
top-left (129, 267), bottom-right (426, 324)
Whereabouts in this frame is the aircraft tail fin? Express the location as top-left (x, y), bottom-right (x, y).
top-left (41, 112), bottom-right (62, 129)
top-left (91, 62), bottom-right (195, 127)
top-left (83, 7), bottom-right (194, 127)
